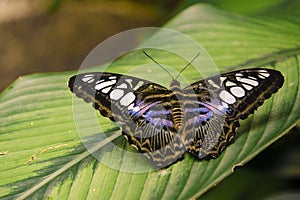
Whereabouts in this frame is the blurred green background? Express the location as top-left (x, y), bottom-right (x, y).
top-left (0, 0), bottom-right (179, 92)
top-left (0, 0), bottom-right (299, 199)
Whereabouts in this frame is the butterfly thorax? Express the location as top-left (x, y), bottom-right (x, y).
top-left (169, 102), bottom-right (183, 131)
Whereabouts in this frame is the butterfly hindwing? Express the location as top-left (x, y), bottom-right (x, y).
top-left (121, 82), bottom-right (187, 167)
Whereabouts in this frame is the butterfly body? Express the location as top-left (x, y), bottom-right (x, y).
top-left (69, 68), bottom-right (284, 168)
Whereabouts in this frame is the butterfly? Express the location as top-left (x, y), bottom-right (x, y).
top-left (68, 53), bottom-right (284, 168)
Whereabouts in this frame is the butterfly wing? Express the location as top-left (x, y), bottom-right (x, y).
top-left (69, 72), bottom-right (185, 167)
top-left (183, 68), bottom-right (284, 159)
top-left (69, 72), bottom-right (150, 122)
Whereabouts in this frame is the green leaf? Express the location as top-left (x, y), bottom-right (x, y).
top-left (1, 4), bottom-right (300, 200)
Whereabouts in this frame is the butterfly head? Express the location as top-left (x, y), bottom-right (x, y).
top-left (170, 79), bottom-right (181, 88)
top-left (143, 51), bottom-right (200, 90)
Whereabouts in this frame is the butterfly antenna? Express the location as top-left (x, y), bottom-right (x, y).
top-left (174, 52), bottom-right (200, 80)
top-left (143, 50), bottom-right (175, 80)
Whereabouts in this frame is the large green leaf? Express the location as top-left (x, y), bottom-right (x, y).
top-left (1, 4), bottom-right (300, 200)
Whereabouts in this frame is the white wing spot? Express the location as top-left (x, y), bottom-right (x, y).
top-left (258, 70), bottom-right (270, 78)
top-left (95, 80), bottom-right (116, 90)
top-left (236, 73), bottom-right (243, 77)
top-left (116, 83), bottom-right (128, 89)
top-left (82, 76), bottom-right (94, 83)
top-left (127, 103), bottom-right (134, 110)
top-left (258, 74), bottom-right (265, 79)
top-left (102, 86), bottom-right (112, 93)
top-left (236, 77), bottom-right (258, 86)
top-left (110, 89), bottom-right (125, 100)
top-left (125, 79), bottom-right (133, 88)
top-left (120, 92), bottom-right (135, 106)
top-left (220, 77), bottom-right (226, 85)
top-left (230, 86), bottom-right (245, 97)
top-left (243, 84), bottom-right (253, 90)
top-left (96, 80), bottom-right (104, 84)
top-left (259, 72), bottom-right (270, 78)
top-left (258, 69), bottom-right (268, 73)
top-left (222, 101), bottom-right (229, 108)
top-left (219, 90), bottom-right (236, 104)
top-left (207, 79), bottom-right (220, 88)
top-left (132, 106), bottom-right (140, 112)
top-left (248, 76), bottom-right (257, 80)
top-left (87, 79), bottom-right (95, 83)
top-left (225, 81), bottom-right (236, 87)
top-left (109, 76), bottom-right (117, 79)
top-left (133, 81), bottom-right (145, 90)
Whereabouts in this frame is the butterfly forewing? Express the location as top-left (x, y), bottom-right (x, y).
top-left (69, 68), bottom-right (284, 168)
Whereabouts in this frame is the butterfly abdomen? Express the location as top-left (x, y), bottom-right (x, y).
top-left (169, 80), bottom-right (186, 130)
top-left (171, 105), bottom-right (183, 130)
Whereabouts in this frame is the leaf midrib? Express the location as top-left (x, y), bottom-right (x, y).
top-left (234, 46), bottom-right (300, 69)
